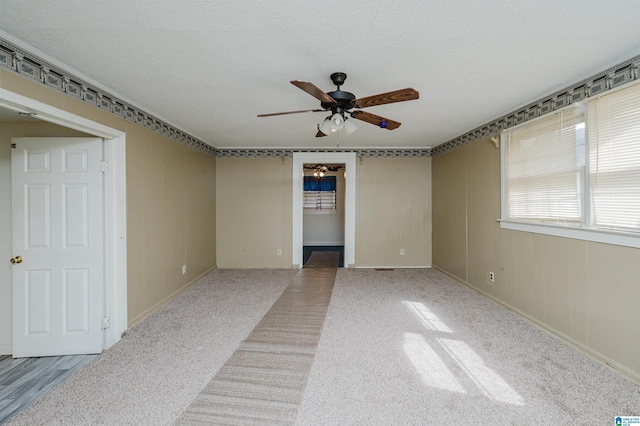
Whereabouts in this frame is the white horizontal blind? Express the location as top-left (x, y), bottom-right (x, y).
top-left (303, 191), bottom-right (336, 210)
top-left (505, 108), bottom-right (585, 223)
top-left (588, 83), bottom-right (640, 232)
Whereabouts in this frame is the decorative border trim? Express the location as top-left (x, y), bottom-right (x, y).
top-left (216, 149), bottom-right (293, 158)
top-left (215, 148), bottom-right (431, 159)
top-left (0, 36), bottom-right (215, 157)
top-left (432, 54), bottom-right (640, 156)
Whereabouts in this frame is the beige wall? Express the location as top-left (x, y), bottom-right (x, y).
top-left (216, 157), bottom-right (433, 268)
top-left (356, 158), bottom-right (432, 267)
top-left (0, 68), bottom-right (217, 335)
top-left (126, 125), bottom-right (216, 325)
top-left (432, 136), bottom-right (640, 380)
top-left (216, 158), bottom-right (293, 268)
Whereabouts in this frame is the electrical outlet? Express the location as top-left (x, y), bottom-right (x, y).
top-left (277, 249), bottom-right (282, 256)
top-left (400, 249), bottom-right (405, 256)
top-left (182, 265), bottom-right (187, 275)
top-left (488, 271), bottom-right (495, 283)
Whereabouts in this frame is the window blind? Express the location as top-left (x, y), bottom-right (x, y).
top-left (588, 83), bottom-right (640, 232)
top-left (504, 108), bottom-right (585, 223)
top-left (303, 191), bottom-right (336, 209)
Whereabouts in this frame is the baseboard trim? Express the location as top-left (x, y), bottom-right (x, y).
top-left (128, 266), bottom-right (217, 329)
top-left (432, 265), bottom-right (640, 386)
top-left (354, 265), bottom-right (432, 269)
top-left (0, 344), bottom-right (11, 355)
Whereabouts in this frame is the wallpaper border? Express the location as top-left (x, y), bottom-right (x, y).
top-left (432, 54), bottom-right (640, 156)
top-left (215, 148), bottom-right (431, 159)
top-left (0, 36), bottom-right (216, 156)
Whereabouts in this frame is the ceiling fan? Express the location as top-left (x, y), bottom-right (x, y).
top-left (303, 164), bottom-right (344, 176)
top-left (258, 72), bottom-right (419, 137)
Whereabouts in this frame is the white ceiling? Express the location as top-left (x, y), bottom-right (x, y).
top-left (2, 1), bottom-right (640, 149)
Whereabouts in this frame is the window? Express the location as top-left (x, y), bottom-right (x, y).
top-left (502, 81), bottom-right (640, 247)
top-left (504, 108), bottom-right (585, 224)
top-left (587, 84), bottom-right (640, 232)
top-left (303, 176), bottom-right (336, 211)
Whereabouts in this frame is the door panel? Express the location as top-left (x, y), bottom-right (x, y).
top-left (26, 184), bottom-right (51, 248)
top-left (26, 270), bottom-right (51, 334)
top-left (63, 184), bottom-right (89, 248)
top-left (12, 137), bottom-right (103, 357)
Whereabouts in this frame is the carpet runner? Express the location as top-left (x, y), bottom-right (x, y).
top-left (177, 251), bottom-right (339, 425)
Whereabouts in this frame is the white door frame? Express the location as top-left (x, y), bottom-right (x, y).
top-left (1, 87), bottom-right (127, 350)
top-left (292, 152), bottom-right (356, 268)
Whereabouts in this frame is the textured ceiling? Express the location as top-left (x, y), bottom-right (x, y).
top-left (2, 0), bottom-right (640, 149)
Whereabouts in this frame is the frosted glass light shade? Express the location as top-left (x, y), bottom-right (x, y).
top-left (344, 118), bottom-right (357, 134)
top-left (330, 113), bottom-right (344, 130)
top-left (319, 117), bottom-right (332, 135)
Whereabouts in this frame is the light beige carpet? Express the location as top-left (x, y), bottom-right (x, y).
top-left (177, 252), bottom-right (339, 425)
top-left (6, 269), bottom-right (298, 425)
top-left (6, 267), bottom-right (640, 425)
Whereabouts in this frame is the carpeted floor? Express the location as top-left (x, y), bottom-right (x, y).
top-left (178, 252), bottom-right (339, 424)
top-left (7, 268), bottom-right (640, 425)
top-left (0, 354), bottom-right (96, 423)
top-left (6, 269), bottom-right (297, 425)
top-left (297, 269), bottom-right (640, 424)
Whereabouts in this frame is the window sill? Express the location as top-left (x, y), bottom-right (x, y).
top-left (303, 209), bottom-right (337, 216)
top-left (499, 219), bottom-right (640, 249)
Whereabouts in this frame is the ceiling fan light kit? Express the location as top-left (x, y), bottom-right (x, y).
top-left (319, 117), bottom-right (332, 136)
top-left (343, 118), bottom-right (357, 134)
top-left (258, 72), bottom-right (419, 137)
top-left (330, 113), bottom-right (344, 130)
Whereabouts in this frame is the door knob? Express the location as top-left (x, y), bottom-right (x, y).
top-left (10, 256), bottom-right (23, 264)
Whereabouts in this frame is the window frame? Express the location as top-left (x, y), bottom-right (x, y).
top-left (500, 80), bottom-right (640, 249)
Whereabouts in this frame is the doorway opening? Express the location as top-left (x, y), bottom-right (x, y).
top-left (292, 152), bottom-right (356, 268)
top-left (302, 163), bottom-right (345, 267)
top-left (0, 88), bottom-right (127, 355)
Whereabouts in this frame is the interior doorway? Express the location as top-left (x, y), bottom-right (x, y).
top-left (302, 163), bottom-right (345, 267)
top-left (0, 88), bottom-right (127, 355)
top-left (292, 152), bottom-right (356, 268)
top-left (11, 137), bottom-right (104, 357)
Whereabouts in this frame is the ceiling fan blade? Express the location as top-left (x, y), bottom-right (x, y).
top-left (315, 130), bottom-right (327, 137)
top-left (351, 111), bottom-right (401, 130)
top-left (257, 109), bottom-right (325, 117)
top-left (354, 88), bottom-right (419, 109)
top-left (291, 80), bottom-right (337, 105)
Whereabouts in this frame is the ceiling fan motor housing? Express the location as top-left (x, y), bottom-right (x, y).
top-left (322, 72), bottom-right (356, 112)
top-left (322, 90), bottom-right (356, 110)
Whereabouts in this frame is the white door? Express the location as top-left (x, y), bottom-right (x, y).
top-left (11, 137), bottom-right (104, 357)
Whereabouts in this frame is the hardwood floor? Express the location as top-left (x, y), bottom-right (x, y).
top-left (302, 245), bottom-right (343, 267)
top-left (0, 354), bottom-right (96, 424)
